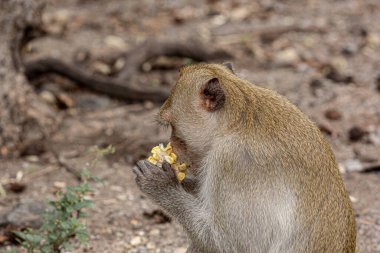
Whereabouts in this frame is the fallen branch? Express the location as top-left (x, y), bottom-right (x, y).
top-left (117, 39), bottom-right (232, 80)
top-left (212, 23), bottom-right (326, 42)
top-left (24, 58), bottom-right (169, 102)
top-left (9, 2), bottom-right (46, 72)
top-left (11, 4), bottom-right (232, 102)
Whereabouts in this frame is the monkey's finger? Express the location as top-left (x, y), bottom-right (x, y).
top-left (162, 161), bottom-right (177, 179)
top-left (136, 160), bottom-right (151, 175)
top-left (162, 161), bottom-right (172, 172)
top-left (132, 166), bottom-right (143, 177)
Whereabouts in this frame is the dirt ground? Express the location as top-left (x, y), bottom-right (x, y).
top-left (1, 0), bottom-right (380, 252)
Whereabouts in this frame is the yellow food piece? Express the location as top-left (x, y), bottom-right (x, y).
top-left (148, 143), bottom-right (187, 182)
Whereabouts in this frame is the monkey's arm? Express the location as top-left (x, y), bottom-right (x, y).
top-left (181, 176), bottom-right (199, 195)
top-left (134, 160), bottom-right (217, 251)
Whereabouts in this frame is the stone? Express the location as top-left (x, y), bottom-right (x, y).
top-left (343, 159), bottom-right (364, 172)
top-left (0, 200), bottom-right (46, 229)
top-left (173, 247), bottom-right (188, 253)
top-left (273, 48), bottom-right (299, 67)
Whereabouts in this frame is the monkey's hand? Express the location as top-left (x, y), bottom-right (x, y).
top-left (133, 160), bottom-right (179, 201)
top-left (134, 160), bottom-right (216, 252)
top-left (181, 176), bottom-right (199, 195)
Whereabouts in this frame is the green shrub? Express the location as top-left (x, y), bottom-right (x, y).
top-left (7, 145), bottom-right (115, 253)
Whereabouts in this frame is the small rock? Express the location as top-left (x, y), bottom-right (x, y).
top-left (171, 6), bottom-right (196, 24)
top-left (53, 181), bottom-right (67, 189)
top-left (211, 14), bottom-right (227, 26)
top-left (0, 146), bottom-right (9, 157)
top-left (149, 229), bottom-right (160, 236)
top-left (349, 195), bottom-right (358, 203)
top-left (144, 101), bottom-right (154, 109)
top-left (104, 35), bottom-right (128, 50)
top-left (130, 236), bottom-right (142, 246)
top-left (92, 61), bottom-right (112, 75)
top-left (0, 200), bottom-right (47, 229)
top-left (173, 247), bottom-right (188, 253)
top-left (54, 9), bottom-right (70, 23)
top-left (338, 163), bottom-right (346, 174)
top-left (147, 242), bottom-right (156, 249)
top-left (26, 155), bottom-right (39, 162)
top-left (367, 33), bottom-right (380, 47)
top-left (116, 194), bottom-right (127, 201)
top-left (376, 75), bottom-right (380, 92)
top-left (56, 93), bottom-right (74, 109)
top-left (230, 7), bottom-right (251, 21)
top-left (343, 159), bottom-right (363, 172)
top-left (39, 90), bottom-right (56, 105)
top-left (130, 218), bottom-right (142, 229)
top-left (348, 126), bottom-right (368, 142)
top-left (114, 58), bottom-right (125, 71)
top-left (324, 109), bottom-right (342, 121)
top-left (273, 48), bottom-right (299, 67)
top-left (110, 185), bottom-right (123, 192)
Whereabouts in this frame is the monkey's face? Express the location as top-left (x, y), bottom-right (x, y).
top-left (158, 64), bottom-right (227, 168)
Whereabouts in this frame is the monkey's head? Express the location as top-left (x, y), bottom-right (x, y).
top-left (158, 63), bottom-right (239, 167)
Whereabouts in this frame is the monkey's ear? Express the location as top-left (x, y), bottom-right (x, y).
top-left (223, 62), bottom-right (235, 74)
top-left (200, 78), bottom-right (225, 112)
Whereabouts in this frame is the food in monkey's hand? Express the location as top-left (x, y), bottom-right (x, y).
top-left (148, 143), bottom-right (187, 182)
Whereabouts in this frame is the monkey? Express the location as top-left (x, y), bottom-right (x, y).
top-left (133, 63), bottom-right (356, 253)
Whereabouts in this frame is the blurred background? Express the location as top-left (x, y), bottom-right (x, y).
top-left (0, 0), bottom-right (379, 252)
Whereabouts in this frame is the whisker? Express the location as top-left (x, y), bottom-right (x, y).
top-left (154, 114), bottom-right (170, 129)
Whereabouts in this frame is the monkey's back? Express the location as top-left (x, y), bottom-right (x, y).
top-left (206, 80), bottom-right (356, 253)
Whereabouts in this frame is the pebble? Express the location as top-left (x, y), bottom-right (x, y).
top-left (1, 200), bottom-right (47, 229)
top-left (149, 229), bottom-right (160, 236)
top-left (26, 155), bottom-right (40, 162)
top-left (40, 90), bottom-right (56, 105)
top-left (92, 61), bottom-right (112, 75)
top-left (130, 236), bottom-right (142, 246)
top-left (116, 194), bottom-right (127, 201)
top-left (325, 109), bottom-right (342, 121)
top-left (53, 181), bottom-right (67, 189)
top-left (343, 159), bottom-right (364, 172)
top-left (338, 163), bottom-right (346, 174)
top-left (273, 48), bottom-right (299, 67)
top-left (349, 195), bottom-right (358, 203)
top-left (104, 35), bottom-right (128, 50)
top-left (146, 242), bottom-right (156, 249)
top-left (173, 247), bottom-right (187, 253)
top-left (110, 185), bottom-right (124, 192)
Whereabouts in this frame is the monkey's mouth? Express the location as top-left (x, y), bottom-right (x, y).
top-left (170, 135), bottom-right (188, 164)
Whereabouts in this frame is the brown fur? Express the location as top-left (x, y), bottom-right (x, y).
top-left (135, 63), bottom-right (356, 253)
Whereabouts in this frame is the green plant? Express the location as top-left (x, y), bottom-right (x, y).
top-left (10, 145), bottom-right (115, 253)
